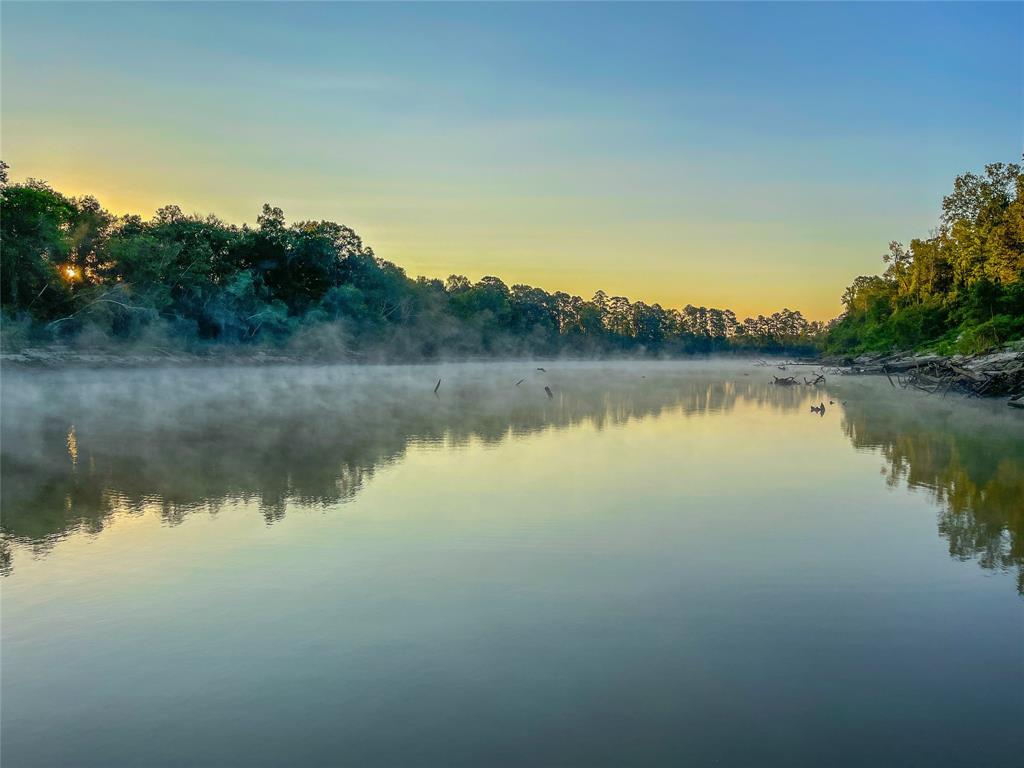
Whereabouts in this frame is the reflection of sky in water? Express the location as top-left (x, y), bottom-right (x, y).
top-left (1, 362), bottom-right (1022, 767)
top-left (3, 362), bottom-right (1021, 591)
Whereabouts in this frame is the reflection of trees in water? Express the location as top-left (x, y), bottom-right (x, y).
top-left (5, 366), bottom-right (1022, 594)
top-left (2, 368), bottom-right (813, 559)
top-left (843, 397), bottom-right (1024, 594)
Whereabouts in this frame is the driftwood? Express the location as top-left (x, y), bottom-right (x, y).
top-left (772, 375), bottom-right (799, 386)
top-left (836, 350), bottom-right (1024, 402)
top-left (756, 359), bottom-right (819, 369)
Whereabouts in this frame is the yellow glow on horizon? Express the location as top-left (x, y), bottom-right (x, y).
top-left (16, 169), bottom-right (851, 320)
top-left (2, 1), bottom-right (1017, 328)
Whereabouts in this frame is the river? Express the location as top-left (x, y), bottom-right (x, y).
top-left (2, 361), bottom-right (1021, 766)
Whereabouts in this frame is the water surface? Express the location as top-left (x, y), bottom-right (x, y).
top-left (2, 361), bottom-right (1022, 767)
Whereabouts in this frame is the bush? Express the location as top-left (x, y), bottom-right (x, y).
top-left (954, 314), bottom-right (1024, 355)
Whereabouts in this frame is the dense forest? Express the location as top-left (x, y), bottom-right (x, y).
top-left (0, 161), bottom-right (822, 359)
top-left (2, 159), bottom-right (1021, 361)
top-left (826, 159), bottom-right (1024, 355)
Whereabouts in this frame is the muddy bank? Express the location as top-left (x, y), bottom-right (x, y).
top-left (0, 343), bottom-right (806, 371)
top-left (0, 344), bottom-right (313, 369)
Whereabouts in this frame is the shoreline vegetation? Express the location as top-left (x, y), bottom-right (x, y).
top-left (1, 159), bottom-right (1021, 380)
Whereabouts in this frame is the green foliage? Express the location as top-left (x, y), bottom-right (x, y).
top-left (827, 158), bottom-right (1024, 355)
top-left (954, 315), bottom-right (1024, 355)
top-left (1, 164), bottom-right (824, 357)
top-left (0, 177), bottom-right (77, 317)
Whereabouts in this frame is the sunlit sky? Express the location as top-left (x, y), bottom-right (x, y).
top-left (2, 2), bottom-right (1021, 319)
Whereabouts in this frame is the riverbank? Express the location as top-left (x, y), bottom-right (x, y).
top-left (0, 343), bottom-right (808, 370)
top-left (0, 344), bottom-right (310, 369)
top-left (823, 344), bottom-right (1024, 407)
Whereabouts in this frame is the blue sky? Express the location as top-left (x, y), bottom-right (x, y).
top-left (3, 2), bottom-right (1021, 318)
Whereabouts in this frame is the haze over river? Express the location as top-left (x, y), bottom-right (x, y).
top-left (2, 361), bottom-right (1022, 767)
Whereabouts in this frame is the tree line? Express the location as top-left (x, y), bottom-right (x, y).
top-left (6, 159), bottom-right (1017, 360)
top-left (0, 162), bottom-right (823, 358)
top-left (826, 159), bottom-right (1024, 355)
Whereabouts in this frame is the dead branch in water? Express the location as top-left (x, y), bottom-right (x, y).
top-left (838, 351), bottom-right (1024, 401)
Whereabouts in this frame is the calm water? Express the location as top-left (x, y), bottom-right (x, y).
top-left (2, 361), bottom-right (1022, 767)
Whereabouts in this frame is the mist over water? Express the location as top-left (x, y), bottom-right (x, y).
top-left (2, 360), bottom-right (1022, 767)
top-left (2, 361), bottom-right (816, 544)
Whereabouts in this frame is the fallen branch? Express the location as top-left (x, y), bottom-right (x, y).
top-left (46, 291), bottom-right (152, 328)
